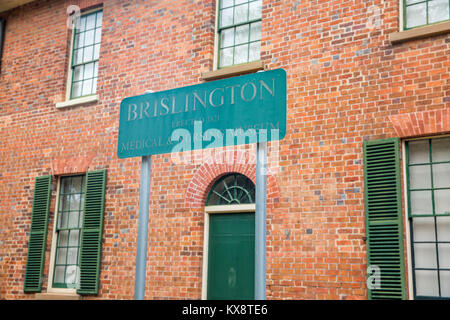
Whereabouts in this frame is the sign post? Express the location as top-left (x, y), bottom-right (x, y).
top-left (255, 141), bottom-right (267, 300)
top-left (118, 69), bottom-right (287, 300)
top-left (134, 155), bottom-right (151, 300)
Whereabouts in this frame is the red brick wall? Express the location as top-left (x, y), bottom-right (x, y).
top-left (0, 0), bottom-right (448, 299)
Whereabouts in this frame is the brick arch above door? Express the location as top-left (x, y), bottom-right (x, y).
top-left (184, 150), bottom-right (281, 209)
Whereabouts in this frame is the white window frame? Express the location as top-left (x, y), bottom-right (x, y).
top-left (214, 0), bottom-right (262, 70)
top-left (47, 176), bottom-right (78, 294)
top-left (57, 7), bottom-right (101, 108)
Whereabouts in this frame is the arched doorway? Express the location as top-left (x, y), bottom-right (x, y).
top-left (202, 173), bottom-right (256, 300)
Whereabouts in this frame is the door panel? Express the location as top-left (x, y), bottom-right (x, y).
top-left (207, 213), bottom-right (255, 300)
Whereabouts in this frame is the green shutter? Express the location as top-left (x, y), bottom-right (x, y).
top-left (77, 169), bottom-right (107, 295)
top-left (363, 138), bottom-right (406, 300)
top-left (24, 175), bottom-right (52, 293)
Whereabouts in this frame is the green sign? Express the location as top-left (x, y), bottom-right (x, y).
top-left (117, 68), bottom-right (286, 158)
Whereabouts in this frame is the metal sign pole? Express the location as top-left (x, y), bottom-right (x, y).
top-left (255, 141), bottom-right (267, 300)
top-left (134, 155), bottom-right (151, 300)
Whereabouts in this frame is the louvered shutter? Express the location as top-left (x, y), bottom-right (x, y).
top-left (24, 175), bottom-right (52, 293)
top-left (363, 138), bottom-right (406, 299)
top-left (77, 170), bottom-right (106, 295)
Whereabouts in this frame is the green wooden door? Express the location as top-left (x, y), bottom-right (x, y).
top-left (207, 213), bottom-right (255, 300)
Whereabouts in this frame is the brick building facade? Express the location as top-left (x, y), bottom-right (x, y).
top-left (0, 0), bottom-right (449, 300)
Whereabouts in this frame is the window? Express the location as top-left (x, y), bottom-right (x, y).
top-left (406, 137), bottom-right (450, 299)
top-left (217, 0), bottom-right (262, 68)
top-left (52, 175), bottom-right (85, 288)
top-left (24, 170), bottom-right (106, 295)
top-left (404, 0), bottom-right (450, 29)
top-left (69, 10), bottom-right (102, 99)
top-left (206, 173), bottom-right (255, 205)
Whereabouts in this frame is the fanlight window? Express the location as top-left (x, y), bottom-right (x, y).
top-left (206, 173), bottom-right (255, 206)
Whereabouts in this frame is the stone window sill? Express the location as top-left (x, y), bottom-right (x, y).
top-left (55, 95), bottom-right (98, 109)
top-left (389, 21), bottom-right (450, 44)
top-left (35, 292), bottom-right (81, 300)
top-left (201, 61), bottom-right (265, 81)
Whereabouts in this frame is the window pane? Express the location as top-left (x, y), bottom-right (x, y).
top-left (67, 248), bottom-right (79, 265)
top-left (428, 0), bottom-right (450, 24)
top-left (84, 29), bottom-right (95, 46)
top-left (410, 190), bottom-right (433, 215)
top-left (249, 0), bottom-right (262, 20)
top-left (219, 47), bottom-right (234, 67)
top-left (71, 176), bottom-right (83, 193)
top-left (86, 14), bottom-right (96, 30)
top-left (58, 230), bottom-right (69, 247)
top-left (250, 21), bottom-right (261, 41)
top-left (93, 44), bottom-right (101, 60)
top-left (68, 211), bottom-right (79, 228)
top-left (413, 217), bottom-right (435, 242)
top-left (414, 243), bottom-right (437, 268)
top-left (54, 266), bottom-right (65, 283)
top-left (234, 43), bottom-right (249, 64)
top-left (235, 0), bottom-right (248, 4)
top-left (78, 16), bottom-right (86, 32)
top-left (440, 271), bottom-right (450, 298)
top-left (59, 194), bottom-right (70, 212)
top-left (234, 3), bottom-right (249, 24)
top-left (95, 28), bottom-right (102, 44)
top-left (83, 45), bottom-right (94, 63)
top-left (249, 41), bottom-right (260, 61)
top-left (65, 266), bottom-right (78, 284)
top-left (73, 65), bottom-right (83, 82)
top-left (406, 0), bottom-right (423, 4)
top-left (69, 230), bottom-right (80, 247)
top-left (406, 3), bottom-right (427, 29)
top-left (434, 189), bottom-right (450, 214)
top-left (221, 0), bottom-right (233, 9)
top-left (82, 79), bottom-right (93, 96)
top-left (433, 164), bottom-right (450, 188)
top-left (56, 248), bottom-right (67, 265)
top-left (415, 270), bottom-right (439, 297)
top-left (220, 7), bottom-right (234, 28)
top-left (96, 11), bottom-right (103, 26)
top-left (72, 81), bottom-right (82, 98)
top-left (73, 49), bottom-right (83, 65)
top-left (409, 140), bottom-right (430, 164)
top-left (83, 62), bottom-right (95, 80)
top-left (438, 244), bottom-right (450, 269)
top-left (58, 210), bottom-right (69, 229)
top-left (221, 28), bottom-right (234, 48)
top-left (432, 137), bottom-right (450, 162)
top-left (235, 24), bottom-right (249, 45)
top-left (409, 165), bottom-right (431, 189)
top-left (62, 178), bottom-right (71, 193)
top-left (92, 78), bottom-right (98, 94)
top-left (74, 32), bottom-right (84, 49)
top-left (437, 217), bottom-right (450, 241)
top-left (70, 194), bottom-right (80, 211)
